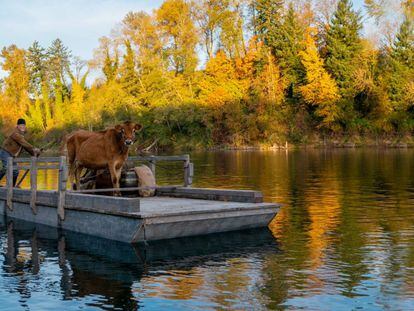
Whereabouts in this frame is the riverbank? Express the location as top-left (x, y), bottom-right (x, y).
top-left (210, 138), bottom-right (414, 151)
top-left (17, 134), bottom-right (414, 156)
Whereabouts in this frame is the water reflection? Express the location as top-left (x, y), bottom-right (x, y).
top-left (0, 217), bottom-right (278, 310)
top-left (1, 149), bottom-right (414, 309)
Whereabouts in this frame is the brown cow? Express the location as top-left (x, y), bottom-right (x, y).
top-left (65, 121), bottom-right (142, 196)
top-left (64, 130), bottom-right (97, 176)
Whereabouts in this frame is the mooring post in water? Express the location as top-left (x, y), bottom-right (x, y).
top-left (57, 156), bottom-right (68, 222)
top-left (183, 155), bottom-right (193, 187)
top-left (6, 157), bottom-right (13, 211)
top-left (30, 156), bottom-right (38, 214)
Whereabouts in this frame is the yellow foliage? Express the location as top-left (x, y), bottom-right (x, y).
top-left (68, 79), bottom-right (86, 125)
top-left (252, 50), bottom-right (285, 105)
top-left (299, 29), bottom-right (340, 129)
top-left (405, 81), bottom-right (414, 107)
top-left (199, 51), bottom-right (245, 107)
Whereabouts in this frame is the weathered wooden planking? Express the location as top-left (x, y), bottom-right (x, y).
top-left (157, 187), bottom-right (264, 203)
top-left (138, 196), bottom-right (277, 217)
top-left (0, 188), bottom-right (140, 216)
top-left (65, 193), bottom-right (140, 215)
top-left (0, 188), bottom-right (58, 207)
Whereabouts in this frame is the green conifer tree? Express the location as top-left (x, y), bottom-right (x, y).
top-left (27, 41), bottom-right (47, 96)
top-left (272, 3), bottom-right (306, 97)
top-left (325, 0), bottom-right (362, 96)
top-left (386, 15), bottom-right (414, 114)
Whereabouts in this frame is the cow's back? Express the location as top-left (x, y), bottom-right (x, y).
top-left (66, 130), bottom-right (99, 165)
top-left (76, 128), bottom-right (127, 170)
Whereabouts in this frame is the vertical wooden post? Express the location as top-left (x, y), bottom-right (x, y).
top-left (183, 155), bottom-right (192, 187)
top-left (149, 156), bottom-right (156, 176)
top-left (30, 157), bottom-right (38, 214)
top-left (6, 157), bottom-right (13, 211)
top-left (57, 156), bottom-right (67, 222)
top-left (188, 162), bottom-right (194, 187)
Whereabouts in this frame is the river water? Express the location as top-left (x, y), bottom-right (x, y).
top-left (1, 149), bottom-right (414, 310)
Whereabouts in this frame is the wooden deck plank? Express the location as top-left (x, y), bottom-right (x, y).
top-left (137, 197), bottom-right (279, 218)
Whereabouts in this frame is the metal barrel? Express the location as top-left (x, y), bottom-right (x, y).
top-left (121, 170), bottom-right (138, 188)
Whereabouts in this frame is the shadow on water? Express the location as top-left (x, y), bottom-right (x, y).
top-left (0, 215), bottom-right (279, 310)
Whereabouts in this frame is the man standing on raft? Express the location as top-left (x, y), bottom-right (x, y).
top-left (0, 118), bottom-right (41, 186)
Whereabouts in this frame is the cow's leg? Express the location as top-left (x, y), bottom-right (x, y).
top-left (108, 162), bottom-right (122, 196)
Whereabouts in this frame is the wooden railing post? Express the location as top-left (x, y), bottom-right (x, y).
top-left (188, 162), bottom-right (194, 187)
top-left (183, 155), bottom-right (193, 187)
top-left (30, 157), bottom-right (38, 214)
top-left (6, 157), bottom-right (13, 211)
top-left (149, 156), bottom-right (156, 176)
top-left (57, 156), bottom-right (67, 222)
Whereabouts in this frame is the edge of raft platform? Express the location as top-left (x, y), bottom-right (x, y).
top-left (0, 155), bottom-right (280, 243)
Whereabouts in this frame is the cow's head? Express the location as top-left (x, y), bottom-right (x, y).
top-left (115, 121), bottom-right (142, 146)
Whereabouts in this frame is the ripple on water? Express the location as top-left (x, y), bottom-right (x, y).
top-left (2, 149), bottom-right (414, 309)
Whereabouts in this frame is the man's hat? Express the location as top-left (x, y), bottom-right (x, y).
top-left (17, 118), bottom-right (26, 125)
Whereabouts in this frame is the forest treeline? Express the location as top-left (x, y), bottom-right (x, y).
top-left (0, 0), bottom-right (413, 149)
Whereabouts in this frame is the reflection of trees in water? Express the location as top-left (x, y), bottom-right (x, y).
top-left (141, 267), bottom-right (204, 300)
top-left (3, 149), bottom-right (414, 308)
top-left (0, 219), bottom-right (278, 310)
top-left (268, 149), bottom-right (414, 304)
top-left (1, 220), bottom-right (139, 310)
top-left (3, 222), bottom-right (38, 308)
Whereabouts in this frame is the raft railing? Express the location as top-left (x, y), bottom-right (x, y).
top-left (6, 156), bottom-right (68, 220)
top-left (128, 154), bottom-right (194, 187)
top-left (4, 155), bottom-right (194, 218)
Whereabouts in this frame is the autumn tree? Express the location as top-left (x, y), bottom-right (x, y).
top-left (1, 0), bottom-right (413, 147)
top-left (0, 45), bottom-right (31, 123)
top-left (300, 29), bottom-right (340, 131)
top-left (219, 0), bottom-right (247, 59)
top-left (248, 43), bottom-right (287, 142)
top-left (198, 50), bottom-right (246, 144)
top-left (352, 40), bottom-right (391, 132)
top-left (25, 97), bottom-right (45, 132)
top-left (156, 0), bottom-right (198, 75)
top-left (119, 40), bottom-right (140, 98)
top-left (67, 70), bottom-right (88, 126)
top-left (102, 47), bottom-right (119, 82)
top-left (193, 0), bottom-right (231, 59)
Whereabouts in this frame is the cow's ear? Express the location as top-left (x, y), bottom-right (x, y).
top-left (134, 124), bottom-right (142, 131)
top-left (115, 124), bottom-right (122, 132)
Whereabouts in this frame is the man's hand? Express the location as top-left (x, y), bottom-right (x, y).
top-left (33, 148), bottom-right (42, 157)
